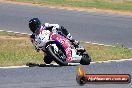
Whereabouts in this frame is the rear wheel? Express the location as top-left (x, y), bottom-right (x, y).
top-left (80, 52), bottom-right (91, 65)
top-left (47, 45), bottom-right (68, 66)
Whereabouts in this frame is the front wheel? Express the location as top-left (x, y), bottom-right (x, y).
top-left (46, 45), bottom-right (68, 66)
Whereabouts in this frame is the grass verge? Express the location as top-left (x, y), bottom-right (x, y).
top-left (0, 31), bottom-right (44, 66)
top-left (8, 0), bottom-right (132, 11)
top-left (0, 31), bottom-right (132, 66)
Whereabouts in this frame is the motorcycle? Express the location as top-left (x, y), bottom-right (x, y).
top-left (34, 30), bottom-right (91, 66)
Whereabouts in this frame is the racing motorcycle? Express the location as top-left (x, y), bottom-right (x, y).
top-left (34, 30), bottom-right (91, 66)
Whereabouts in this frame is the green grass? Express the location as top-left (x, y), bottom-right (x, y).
top-left (0, 31), bottom-right (132, 66)
top-left (0, 31), bottom-right (44, 66)
top-left (8, 0), bottom-right (132, 11)
top-left (81, 42), bottom-right (132, 61)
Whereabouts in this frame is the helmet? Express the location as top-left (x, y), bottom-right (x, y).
top-left (29, 18), bottom-right (41, 33)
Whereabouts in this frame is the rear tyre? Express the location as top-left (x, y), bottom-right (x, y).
top-left (47, 45), bottom-right (68, 66)
top-left (80, 52), bottom-right (91, 65)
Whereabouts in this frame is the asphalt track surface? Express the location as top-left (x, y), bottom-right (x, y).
top-left (0, 2), bottom-right (132, 88)
top-left (0, 2), bottom-right (132, 48)
top-left (0, 60), bottom-right (132, 88)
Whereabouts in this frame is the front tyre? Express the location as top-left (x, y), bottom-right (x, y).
top-left (46, 45), bottom-right (68, 66)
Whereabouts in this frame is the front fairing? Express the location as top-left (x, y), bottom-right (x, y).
top-left (50, 33), bottom-right (70, 49)
top-left (50, 33), bottom-right (73, 62)
top-left (50, 34), bottom-right (82, 62)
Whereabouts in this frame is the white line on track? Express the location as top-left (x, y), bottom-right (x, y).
top-left (0, 30), bottom-right (31, 35)
top-left (0, 59), bottom-right (132, 69)
top-left (91, 58), bottom-right (132, 64)
top-left (0, 30), bottom-right (115, 47)
top-left (0, 65), bottom-right (28, 69)
top-left (85, 42), bottom-right (113, 47)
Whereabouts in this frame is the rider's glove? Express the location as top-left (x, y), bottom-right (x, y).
top-left (30, 34), bottom-right (40, 52)
top-left (35, 46), bottom-right (40, 52)
top-left (30, 34), bottom-right (35, 43)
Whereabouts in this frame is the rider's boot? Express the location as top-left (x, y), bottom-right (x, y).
top-left (65, 31), bottom-right (85, 53)
top-left (66, 33), bottom-right (78, 46)
top-left (76, 47), bottom-right (86, 53)
top-left (69, 38), bottom-right (85, 53)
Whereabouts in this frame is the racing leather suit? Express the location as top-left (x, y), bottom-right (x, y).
top-left (30, 23), bottom-right (78, 52)
top-left (44, 23), bottom-right (72, 40)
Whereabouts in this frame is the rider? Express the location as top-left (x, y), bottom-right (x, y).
top-left (29, 18), bottom-right (80, 52)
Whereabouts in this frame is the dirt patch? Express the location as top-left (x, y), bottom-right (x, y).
top-left (1, 0), bottom-right (132, 16)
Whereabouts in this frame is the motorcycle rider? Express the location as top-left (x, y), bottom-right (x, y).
top-left (29, 18), bottom-right (80, 52)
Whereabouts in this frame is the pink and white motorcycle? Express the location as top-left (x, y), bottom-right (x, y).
top-left (34, 30), bottom-right (91, 66)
